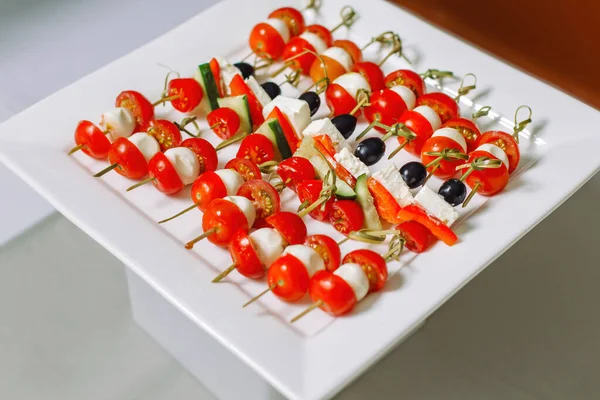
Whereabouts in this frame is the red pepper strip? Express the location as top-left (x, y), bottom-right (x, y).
top-left (266, 106), bottom-right (300, 152)
top-left (397, 205), bottom-right (458, 246)
top-left (229, 74), bottom-right (264, 129)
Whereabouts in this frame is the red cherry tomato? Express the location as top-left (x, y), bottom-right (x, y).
top-left (312, 138), bottom-right (357, 188)
top-left (384, 69), bottom-right (425, 98)
top-left (209, 58), bottom-right (224, 98)
top-left (297, 180), bottom-right (335, 221)
top-left (367, 176), bottom-right (402, 224)
top-left (229, 74), bottom-right (264, 129)
top-left (167, 78), bottom-right (203, 113)
top-left (249, 22), bottom-right (287, 60)
top-left (202, 198), bottom-right (249, 247)
top-left (477, 131), bottom-right (520, 173)
top-left (363, 89), bottom-right (408, 133)
top-left (396, 109), bottom-right (436, 156)
top-left (306, 24), bottom-right (333, 47)
top-left (310, 54), bottom-right (347, 85)
top-left (415, 92), bottom-right (458, 123)
top-left (266, 106), bottom-right (300, 152)
top-left (396, 220), bottom-right (434, 253)
top-left (147, 119), bottom-right (182, 151)
top-left (268, 254), bottom-right (311, 302)
top-left (268, 7), bottom-right (305, 37)
top-left (281, 37), bottom-right (317, 76)
top-left (309, 270), bottom-right (357, 316)
top-left (353, 62), bottom-right (385, 92)
top-left (237, 180), bottom-right (280, 223)
top-left (148, 152), bottom-right (184, 194)
top-left (115, 90), bottom-right (154, 130)
top-left (107, 137), bottom-right (148, 179)
top-left (333, 39), bottom-right (363, 64)
top-left (342, 249), bottom-right (388, 293)
top-left (329, 200), bottom-right (364, 235)
top-left (397, 204), bottom-right (458, 246)
top-left (190, 171), bottom-right (228, 212)
top-left (237, 134), bottom-right (275, 164)
top-left (305, 234), bottom-right (341, 272)
top-left (229, 230), bottom-right (264, 279)
top-left (460, 149), bottom-right (509, 196)
top-left (207, 107), bottom-right (241, 139)
top-left (225, 157), bottom-right (261, 181)
top-left (181, 138), bottom-right (218, 174)
top-left (420, 136), bottom-right (465, 180)
top-left (442, 117), bottom-right (481, 153)
top-left (276, 156), bottom-right (315, 191)
top-left (266, 211), bottom-right (307, 245)
top-left (73, 120), bottom-right (110, 159)
top-left (325, 83), bottom-right (359, 117)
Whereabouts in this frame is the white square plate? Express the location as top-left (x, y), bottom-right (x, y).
top-left (1, 0), bottom-right (599, 398)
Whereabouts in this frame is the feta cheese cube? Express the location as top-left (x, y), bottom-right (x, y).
top-left (262, 96), bottom-right (311, 135)
top-left (334, 148), bottom-right (370, 178)
top-left (414, 185), bottom-right (459, 226)
top-left (371, 164), bottom-right (413, 207)
top-left (245, 76), bottom-right (272, 108)
top-left (302, 118), bottom-right (350, 152)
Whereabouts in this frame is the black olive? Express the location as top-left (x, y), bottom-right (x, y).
top-left (331, 114), bottom-right (357, 139)
top-left (354, 138), bottom-right (386, 166)
top-left (438, 178), bottom-right (467, 206)
top-left (298, 91), bottom-right (321, 116)
top-left (261, 82), bottom-right (281, 100)
top-left (400, 161), bottom-right (427, 189)
top-left (234, 62), bottom-right (254, 79)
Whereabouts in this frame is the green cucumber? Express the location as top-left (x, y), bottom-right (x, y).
top-left (355, 173), bottom-right (382, 230)
top-left (194, 63), bottom-right (220, 113)
top-left (217, 95), bottom-right (252, 134)
top-left (256, 118), bottom-right (292, 160)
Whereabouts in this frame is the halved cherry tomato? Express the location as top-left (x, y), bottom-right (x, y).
top-left (276, 157), bottom-right (315, 191)
top-left (325, 83), bottom-right (359, 117)
top-left (304, 235), bottom-right (341, 272)
top-left (148, 152), bottom-right (184, 194)
top-left (207, 107), bottom-right (241, 140)
top-left (416, 92), bottom-right (459, 123)
top-left (225, 157), bottom-right (261, 181)
top-left (249, 22), bottom-right (287, 60)
top-left (313, 138), bottom-right (357, 188)
top-left (443, 117), bottom-right (481, 153)
top-left (396, 109), bottom-right (436, 156)
top-left (281, 37), bottom-right (317, 75)
top-left (477, 131), bottom-right (520, 173)
top-left (306, 24), bottom-right (333, 47)
top-left (397, 204), bottom-right (458, 246)
top-left (310, 54), bottom-right (347, 85)
top-left (342, 249), bottom-right (388, 292)
top-left (420, 136), bottom-right (465, 180)
top-left (384, 69), bottom-right (425, 97)
top-left (107, 137), bottom-right (148, 179)
top-left (190, 171), bottom-right (228, 212)
top-left (459, 149), bottom-right (509, 196)
top-left (237, 134), bottom-right (275, 164)
top-left (310, 270), bottom-right (357, 316)
top-left (167, 78), bottom-right (204, 113)
top-left (230, 74), bottom-right (264, 129)
top-left (202, 198), bottom-right (249, 247)
top-left (353, 62), bottom-right (385, 92)
top-left (333, 39), bottom-right (362, 64)
top-left (73, 120), bottom-right (110, 159)
top-left (267, 106), bottom-right (300, 152)
top-left (367, 176), bottom-right (402, 224)
top-left (181, 138), bottom-right (218, 174)
top-left (297, 180), bottom-right (335, 221)
top-left (266, 211), bottom-right (307, 245)
top-left (115, 90), bottom-right (154, 130)
top-left (229, 230), bottom-right (264, 279)
top-left (237, 180), bottom-right (280, 224)
top-left (209, 58), bottom-right (224, 98)
top-left (329, 200), bottom-right (364, 235)
top-left (147, 119), bottom-right (182, 151)
top-left (364, 89), bottom-right (409, 133)
top-left (268, 254), bottom-right (311, 302)
top-left (269, 7), bottom-right (305, 37)
top-left (396, 220), bottom-right (434, 253)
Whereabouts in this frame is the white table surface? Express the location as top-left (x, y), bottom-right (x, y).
top-left (1, 0), bottom-right (599, 399)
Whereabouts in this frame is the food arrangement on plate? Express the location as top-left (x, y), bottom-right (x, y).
top-left (67, 1), bottom-right (534, 324)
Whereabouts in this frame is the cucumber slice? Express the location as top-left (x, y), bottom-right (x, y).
top-left (194, 63), bottom-right (220, 113)
top-left (355, 173), bottom-right (382, 230)
top-left (217, 95), bottom-right (252, 134)
top-left (256, 118), bottom-right (292, 160)
top-left (334, 179), bottom-right (357, 200)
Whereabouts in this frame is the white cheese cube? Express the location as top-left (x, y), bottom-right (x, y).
top-left (262, 96), bottom-right (311, 136)
top-left (302, 118), bottom-right (350, 152)
top-left (414, 185), bottom-right (459, 226)
top-left (245, 76), bottom-right (272, 108)
top-left (334, 148), bottom-right (370, 178)
top-left (371, 164), bottom-right (413, 207)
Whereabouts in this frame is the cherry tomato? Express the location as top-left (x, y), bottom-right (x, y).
top-left (266, 106), bottom-right (300, 151)
top-left (306, 24), bottom-right (333, 47)
top-left (249, 22), bottom-right (287, 60)
top-left (281, 37), bottom-right (317, 75)
top-left (266, 211), bottom-right (307, 245)
top-left (443, 118), bottom-right (481, 153)
top-left (342, 249), bottom-right (388, 293)
top-left (415, 92), bottom-right (459, 123)
top-left (384, 69), bottom-right (425, 97)
top-left (329, 200), bottom-right (364, 235)
top-left (181, 138), bottom-right (218, 174)
top-left (297, 180), bottom-right (334, 221)
top-left (207, 108), bottom-right (241, 140)
top-left (268, 254), bottom-right (310, 302)
top-left (147, 119), bottom-right (182, 151)
top-left (209, 58), bottom-right (224, 98)
top-left (396, 220), bottom-right (434, 253)
top-left (305, 234), bottom-right (341, 272)
top-left (460, 149), bottom-right (509, 196)
top-left (115, 90), bottom-right (154, 130)
top-left (312, 138), bottom-right (357, 188)
top-left (310, 54), bottom-right (347, 85)
top-left (364, 89), bottom-right (409, 133)
top-left (420, 136), bottom-right (465, 180)
top-left (353, 62), bottom-right (385, 92)
top-left (398, 204), bottom-right (458, 246)
top-left (309, 270), bottom-right (357, 316)
top-left (190, 171), bottom-right (228, 212)
top-left (396, 109), bottom-right (436, 156)
top-left (148, 152), bottom-right (184, 194)
top-left (268, 7), bottom-right (305, 37)
top-left (325, 83), bottom-right (358, 117)
top-left (276, 156), bottom-right (315, 191)
top-left (202, 198), bottom-right (249, 247)
top-left (229, 74), bottom-right (264, 129)
top-left (367, 176), bottom-right (402, 224)
top-left (478, 131), bottom-right (520, 173)
top-left (237, 134), bottom-right (275, 164)
top-left (106, 137), bottom-right (148, 179)
top-left (167, 78), bottom-right (203, 113)
top-left (73, 120), bottom-right (110, 159)
top-left (237, 180), bottom-right (280, 223)
top-left (333, 39), bottom-right (362, 64)
top-left (229, 230), bottom-right (264, 279)
top-left (225, 157), bottom-right (261, 181)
